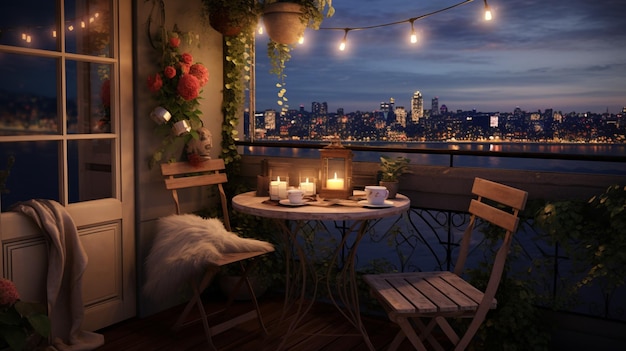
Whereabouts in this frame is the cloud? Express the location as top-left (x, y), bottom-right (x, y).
top-left (255, 0), bottom-right (626, 113)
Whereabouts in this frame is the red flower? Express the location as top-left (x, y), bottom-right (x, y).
top-left (163, 66), bottom-right (176, 79)
top-left (181, 53), bottom-right (193, 64)
top-left (177, 74), bottom-right (200, 101)
top-left (0, 278), bottom-right (20, 306)
top-left (147, 73), bottom-right (163, 93)
top-left (169, 36), bottom-right (181, 48)
top-left (178, 62), bottom-right (190, 74)
top-left (189, 63), bottom-right (209, 87)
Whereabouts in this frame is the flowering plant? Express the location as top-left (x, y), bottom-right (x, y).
top-left (147, 25), bottom-right (210, 168)
top-left (0, 278), bottom-right (50, 351)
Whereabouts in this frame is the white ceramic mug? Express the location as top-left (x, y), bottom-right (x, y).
top-left (287, 189), bottom-right (305, 204)
top-left (365, 185), bottom-right (389, 205)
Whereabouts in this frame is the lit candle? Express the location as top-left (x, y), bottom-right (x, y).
top-left (300, 177), bottom-right (316, 196)
top-left (270, 176), bottom-right (288, 200)
top-left (326, 172), bottom-right (344, 190)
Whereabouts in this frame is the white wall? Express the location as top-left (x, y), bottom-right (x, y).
top-left (133, 0), bottom-right (225, 316)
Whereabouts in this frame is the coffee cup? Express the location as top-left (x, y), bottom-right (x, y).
top-left (365, 185), bottom-right (389, 205)
top-left (287, 189), bottom-right (305, 204)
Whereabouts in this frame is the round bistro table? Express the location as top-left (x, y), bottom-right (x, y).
top-left (232, 191), bottom-right (410, 350)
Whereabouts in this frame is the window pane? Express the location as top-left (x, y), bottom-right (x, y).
top-left (68, 139), bottom-right (113, 202)
top-left (0, 53), bottom-right (60, 136)
top-left (0, 141), bottom-right (60, 211)
top-left (66, 61), bottom-right (113, 134)
top-left (64, 0), bottom-right (112, 57)
top-left (0, 1), bottom-right (59, 51)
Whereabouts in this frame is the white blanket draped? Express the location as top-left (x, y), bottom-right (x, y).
top-left (13, 199), bottom-right (104, 351)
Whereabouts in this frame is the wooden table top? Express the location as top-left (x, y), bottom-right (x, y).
top-left (232, 191), bottom-right (410, 221)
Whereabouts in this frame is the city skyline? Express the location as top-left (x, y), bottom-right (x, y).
top-left (254, 0), bottom-right (626, 114)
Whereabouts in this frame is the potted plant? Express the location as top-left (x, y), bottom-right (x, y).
top-left (378, 156), bottom-right (411, 199)
top-left (201, 0), bottom-right (259, 37)
top-left (259, 0), bottom-right (334, 113)
top-left (260, 0), bottom-right (334, 44)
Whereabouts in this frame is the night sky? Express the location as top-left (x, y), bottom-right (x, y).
top-left (254, 0), bottom-right (626, 114)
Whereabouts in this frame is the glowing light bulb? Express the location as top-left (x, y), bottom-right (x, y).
top-left (339, 29), bottom-right (349, 51)
top-left (483, 0), bottom-right (493, 21)
top-left (81, 21), bottom-right (86, 28)
top-left (258, 25), bottom-right (264, 35)
top-left (409, 21), bottom-right (417, 44)
top-left (298, 35), bottom-right (304, 45)
top-left (52, 30), bottom-right (57, 38)
top-left (68, 25), bottom-right (74, 31)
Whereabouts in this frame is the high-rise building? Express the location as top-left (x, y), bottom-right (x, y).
top-left (264, 109), bottom-right (276, 130)
top-left (411, 91), bottom-right (423, 122)
top-left (431, 97), bottom-right (439, 116)
top-left (311, 102), bottom-right (328, 115)
top-left (395, 106), bottom-right (407, 127)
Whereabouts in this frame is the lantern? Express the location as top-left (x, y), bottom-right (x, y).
top-left (319, 138), bottom-right (353, 199)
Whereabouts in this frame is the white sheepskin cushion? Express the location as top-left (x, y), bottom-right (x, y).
top-left (143, 214), bottom-right (274, 301)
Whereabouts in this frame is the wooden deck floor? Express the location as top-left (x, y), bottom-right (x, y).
top-left (94, 292), bottom-right (419, 350)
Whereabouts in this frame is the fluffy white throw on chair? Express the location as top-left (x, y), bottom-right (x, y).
top-left (143, 214), bottom-right (274, 301)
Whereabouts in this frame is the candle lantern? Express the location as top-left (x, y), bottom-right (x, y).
top-left (319, 138), bottom-right (353, 199)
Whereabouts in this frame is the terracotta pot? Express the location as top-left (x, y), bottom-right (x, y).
top-left (209, 10), bottom-right (242, 36)
top-left (379, 181), bottom-right (400, 199)
top-left (262, 2), bottom-right (306, 45)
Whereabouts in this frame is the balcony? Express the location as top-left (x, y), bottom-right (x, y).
top-left (100, 142), bottom-right (625, 350)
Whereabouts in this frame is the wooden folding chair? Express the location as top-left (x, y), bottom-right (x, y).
top-left (160, 159), bottom-right (275, 350)
top-left (364, 177), bottom-right (528, 350)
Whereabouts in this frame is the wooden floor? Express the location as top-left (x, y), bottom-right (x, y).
top-left (94, 292), bottom-right (419, 351)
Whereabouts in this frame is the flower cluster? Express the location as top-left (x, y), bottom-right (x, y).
top-left (147, 28), bottom-right (208, 129)
top-left (0, 278), bottom-right (51, 351)
top-left (147, 26), bottom-right (210, 168)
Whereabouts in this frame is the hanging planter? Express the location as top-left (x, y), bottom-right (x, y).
top-left (203, 0), bottom-right (259, 37)
top-left (262, 2), bottom-right (306, 45)
top-left (209, 11), bottom-right (242, 36)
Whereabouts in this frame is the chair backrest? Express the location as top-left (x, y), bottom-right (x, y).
top-left (160, 159), bottom-right (231, 231)
top-left (453, 177), bottom-right (528, 283)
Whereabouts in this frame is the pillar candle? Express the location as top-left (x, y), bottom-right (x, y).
top-left (300, 177), bottom-right (316, 196)
top-left (270, 176), bottom-right (288, 200)
top-left (326, 173), bottom-right (344, 190)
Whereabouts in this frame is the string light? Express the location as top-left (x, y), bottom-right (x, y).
top-left (1, 9), bottom-right (103, 43)
top-left (483, 0), bottom-right (493, 21)
top-left (339, 28), bottom-right (349, 51)
top-left (318, 0), bottom-right (490, 51)
top-left (409, 19), bottom-right (417, 44)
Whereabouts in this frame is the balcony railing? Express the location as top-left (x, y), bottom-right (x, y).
top-left (235, 140), bottom-right (626, 323)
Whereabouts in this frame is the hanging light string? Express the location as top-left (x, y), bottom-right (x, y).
top-left (318, 0), bottom-right (491, 48)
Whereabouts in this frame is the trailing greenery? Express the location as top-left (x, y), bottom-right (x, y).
top-left (533, 184), bottom-right (626, 294)
top-left (260, 0), bottom-right (334, 113)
